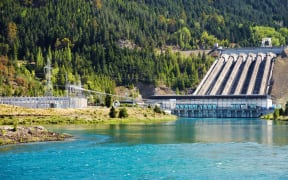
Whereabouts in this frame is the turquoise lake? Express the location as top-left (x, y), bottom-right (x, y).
top-left (1, 118), bottom-right (288, 179)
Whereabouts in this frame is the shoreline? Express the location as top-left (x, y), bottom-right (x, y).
top-left (261, 113), bottom-right (288, 121)
top-left (0, 104), bottom-right (177, 125)
top-left (0, 125), bottom-right (72, 146)
top-left (0, 104), bottom-right (177, 145)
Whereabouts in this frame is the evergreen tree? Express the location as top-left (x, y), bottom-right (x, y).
top-left (36, 47), bottom-right (44, 71)
top-left (285, 102), bottom-right (288, 116)
top-left (0, 0), bottom-right (287, 96)
top-left (105, 94), bottom-right (112, 108)
top-left (154, 105), bottom-right (162, 114)
top-left (109, 106), bottom-right (117, 118)
top-left (279, 108), bottom-right (284, 116)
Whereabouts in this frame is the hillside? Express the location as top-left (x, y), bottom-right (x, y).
top-left (0, 0), bottom-right (288, 102)
top-left (271, 48), bottom-right (288, 107)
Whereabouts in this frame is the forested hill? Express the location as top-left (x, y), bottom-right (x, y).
top-left (0, 0), bottom-right (287, 99)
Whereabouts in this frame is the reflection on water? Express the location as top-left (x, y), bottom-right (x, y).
top-left (1, 118), bottom-right (288, 179)
top-left (50, 118), bottom-right (288, 146)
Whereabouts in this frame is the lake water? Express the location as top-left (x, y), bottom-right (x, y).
top-left (1, 118), bottom-right (288, 179)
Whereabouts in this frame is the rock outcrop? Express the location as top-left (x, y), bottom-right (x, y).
top-left (0, 126), bottom-right (72, 145)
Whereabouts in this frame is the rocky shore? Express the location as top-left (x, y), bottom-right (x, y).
top-left (0, 105), bottom-right (176, 146)
top-left (0, 126), bottom-right (72, 146)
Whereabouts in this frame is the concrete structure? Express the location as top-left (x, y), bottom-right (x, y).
top-left (194, 51), bottom-right (276, 96)
top-left (149, 47), bottom-right (286, 118)
top-left (0, 97), bottom-right (87, 109)
top-left (148, 95), bottom-right (273, 118)
top-left (261, 38), bottom-right (272, 47)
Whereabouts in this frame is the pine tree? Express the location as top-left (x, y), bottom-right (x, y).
top-left (36, 47), bottom-right (44, 71)
top-left (285, 102), bottom-right (288, 116)
top-left (105, 94), bottom-right (112, 108)
top-left (109, 106), bottom-right (117, 118)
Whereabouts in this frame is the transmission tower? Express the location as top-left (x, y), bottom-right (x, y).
top-left (44, 57), bottom-right (53, 96)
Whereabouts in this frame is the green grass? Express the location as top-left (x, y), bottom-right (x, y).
top-left (0, 113), bottom-right (177, 125)
top-left (261, 114), bottom-right (288, 121)
top-left (0, 105), bottom-right (177, 125)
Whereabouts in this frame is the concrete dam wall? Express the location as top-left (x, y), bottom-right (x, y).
top-left (194, 52), bottom-right (276, 96)
top-left (150, 47), bottom-right (286, 118)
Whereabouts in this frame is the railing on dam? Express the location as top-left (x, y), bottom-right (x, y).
top-left (174, 104), bottom-right (259, 111)
top-left (172, 109), bottom-right (264, 118)
top-left (220, 47), bottom-right (285, 55)
top-left (175, 104), bottom-right (218, 110)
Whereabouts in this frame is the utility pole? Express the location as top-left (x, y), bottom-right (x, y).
top-left (44, 57), bottom-right (53, 96)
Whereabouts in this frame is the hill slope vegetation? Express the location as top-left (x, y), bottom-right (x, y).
top-left (0, 0), bottom-right (287, 101)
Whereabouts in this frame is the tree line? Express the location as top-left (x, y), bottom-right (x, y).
top-left (0, 0), bottom-right (287, 97)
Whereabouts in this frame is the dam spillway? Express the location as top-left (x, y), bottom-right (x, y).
top-left (193, 51), bottom-right (276, 96)
top-left (149, 47), bottom-right (285, 118)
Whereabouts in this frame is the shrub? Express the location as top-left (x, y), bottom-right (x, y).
top-left (273, 109), bottom-right (280, 120)
top-left (118, 108), bottom-right (128, 118)
top-left (13, 120), bottom-right (18, 131)
top-left (109, 106), bottom-right (117, 118)
top-left (279, 108), bottom-right (284, 116)
top-left (105, 94), bottom-right (112, 107)
top-left (285, 101), bottom-right (288, 116)
top-left (153, 105), bottom-right (162, 113)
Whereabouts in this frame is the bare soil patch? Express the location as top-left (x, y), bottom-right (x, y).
top-left (271, 54), bottom-right (288, 107)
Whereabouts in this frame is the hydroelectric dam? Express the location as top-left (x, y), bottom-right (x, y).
top-left (149, 46), bottom-right (286, 118)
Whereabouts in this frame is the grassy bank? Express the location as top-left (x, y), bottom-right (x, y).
top-left (261, 114), bottom-right (288, 121)
top-left (0, 104), bottom-right (177, 125)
